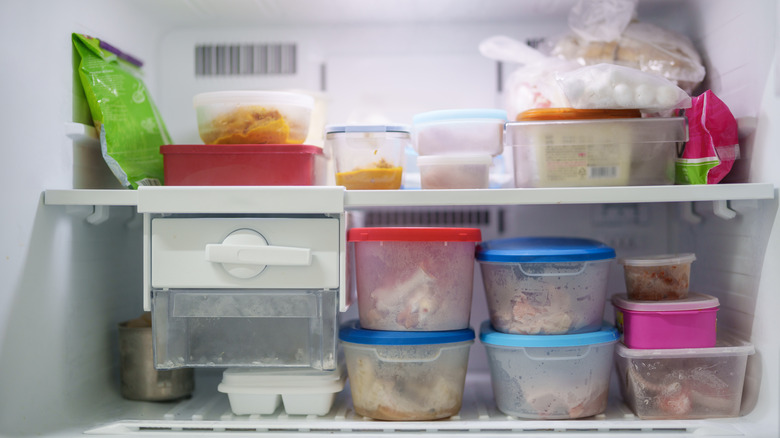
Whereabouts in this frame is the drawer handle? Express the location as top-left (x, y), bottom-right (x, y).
top-left (205, 229), bottom-right (312, 279)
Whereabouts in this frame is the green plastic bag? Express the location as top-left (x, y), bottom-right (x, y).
top-left (72, 33), bottom-right (170, 188)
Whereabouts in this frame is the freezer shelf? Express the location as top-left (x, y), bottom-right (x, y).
top-left (86, 373), bottom-right (745, 436)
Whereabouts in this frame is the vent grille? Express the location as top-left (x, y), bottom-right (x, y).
top-left (363, 209), bottom-right (492, 227)
top-left (195, 43), bottom-right (297, 76)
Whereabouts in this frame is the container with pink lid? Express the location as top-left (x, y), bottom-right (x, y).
top-left (612, 292), bottom-right (719, 349)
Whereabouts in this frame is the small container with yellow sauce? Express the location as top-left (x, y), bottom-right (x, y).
top-left (326, 125), bottom-right (409, 190)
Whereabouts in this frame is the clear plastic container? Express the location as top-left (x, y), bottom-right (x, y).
top-left (348, 227), bottom-right (482, 331)
top-left (151, 289), bottom-right (338, 370)
top-left (480, 321), bottom-right (619, 419)
top-left (217, 364), bottom-right (346, 416)
top-left (417, 154), bottom-right (492, 189)
top-left (193, 91), bottom-right (314, 145)
top-left (615, 335), bottom-right (755, 419)
top-left (412, 109), bottom-right (507, 156)
top-left (506, 114), bottom-right (687, 187)
top-left (618, 253), bottom-right (696, 300)
top-left (325, 125), bottom-right (410, 190)
top-left (476, 237), bottom-right (615, 335)
top-left (339, 321), bottom-right (474, 421)
top-left (612, 292), bottom-right (718, 349)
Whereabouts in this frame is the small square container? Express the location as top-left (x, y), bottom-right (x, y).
top-left (476, 237), bottom-right (615, 335)
top-left (412, 109), bottom-right (507, 156)
top-left (193, 91), bottom-right (314, 145)
top-left (618, 253), bottom-right (696, 300)
top-left (612, 293), bottom-right (718, 349)
top-left (417, 154), bottom-right (492, 189)
top-left (339, 321), bottom-right (474, 421)
top-left (480, 321), bottom-right (619, 419)
top-left (506, 111), bottom-right (687, 187)
top-left (217, 364), bottom-right (346, 416)
top-left (151, 289), bottom-right (338, 370)
top-left (615, 335), bottom-right (755, 419)
top-left (325, 125), bottom-right (410, 190)
top-left (348, 227), bottom-right (482, 331)
top-left (161, 144), bottom-right (325, 186)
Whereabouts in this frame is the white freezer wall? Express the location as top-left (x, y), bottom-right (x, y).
top-left (0, 0), bottom-right (779, 437)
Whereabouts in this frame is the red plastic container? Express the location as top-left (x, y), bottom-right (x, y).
top-left (161, 144), bottom-right (324, 186)
top-left (612, 292), bottom-right (719, 349)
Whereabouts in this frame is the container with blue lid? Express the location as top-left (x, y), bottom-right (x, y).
top-left (339, 320), bottom-right (474, 421)
top-left (412, 108), bottom-right (508, 157)
top-left (479, 320), bottom-right (619, 419)
top-left (477, 237), bottom-right (616, 335)
top-left (324, 124), bottom-right (411, 190)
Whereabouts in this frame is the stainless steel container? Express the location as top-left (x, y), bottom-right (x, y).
top-left (118, 320), bottom-right (194, 401)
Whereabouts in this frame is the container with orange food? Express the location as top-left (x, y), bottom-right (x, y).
top-left (325, 125), bottom-right (409, 190)
top-left (506, 108), bottom-right (687, 187)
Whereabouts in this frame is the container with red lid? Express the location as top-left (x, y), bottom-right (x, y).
top-left (348, 227), bottom-right (482, 331)
top-left (161, 144), bottom-right (325, 186)
top-left (612, 292), bottom-right (719, 349)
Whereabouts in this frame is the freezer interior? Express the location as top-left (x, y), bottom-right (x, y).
top-left (1, 0), bottom-right (779, 436)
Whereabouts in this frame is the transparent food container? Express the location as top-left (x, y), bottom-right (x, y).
top-left (615, 335), bottom-right (755, 419)
top-left (506, 111), bottom-right (687, 187)
top-left (339, 321), bottom-right (474, 421)
top-left (417, 154), bottom-right (492, 189)
top-left (326, 125), bottom-right (410, 190)
top-left (476, 237), bottom-right (615, 335)
top-left (480, 321), bottom-right (619, 419)
top-left (217, 364), bottom-right (346, 416)
top-left (348, 227), bottom-right (481, 331)
top-left (193, 91), bottom-right (314, 145)
top-left (412, 109), bottom-right (507, 156)
top-left (618, 253), bottom-right (696, 300)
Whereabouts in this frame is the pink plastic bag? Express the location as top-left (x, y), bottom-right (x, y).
top-left (676, 91), bottom-right (739, 184)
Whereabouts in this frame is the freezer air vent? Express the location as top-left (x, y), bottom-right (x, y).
top-left (363, 208), bottom-right (492, 227)
top-left (195, 43), bottom-right (297, 76)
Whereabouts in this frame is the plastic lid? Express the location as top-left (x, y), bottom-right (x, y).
top-left (348, 227), bottom-right (482, 243)
top-left (413, 109), bottom-right (508, 125)
top-left (615, 333), bottom-right (755, 359)
top-left (160, 144), bottom-right (323, 155)
top-left (618, 253), bottom-right (696, 267)
top-left (517, 108), bottom-right (642, 121)
top-left (476, 237), bottom-right (615, 263)
top-left (416, 154), bottom-right (493, 166)
top-left (479, 321), bottom-right (619, 347)
top-left (193, 90), bottom-right (314, 108)
top-left (339, 320), bottom-right (475, 346)
top-left (612, 292), bottom-right (719, 312)
top-left (325, 124), bottom-right (410, 134)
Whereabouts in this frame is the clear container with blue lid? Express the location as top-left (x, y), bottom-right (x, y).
top-left (480, 320), bottom-right (619, 419)
top-left (339, 321), bottom-right (474, 421)
top-left (476, 237), bottom-right (616, 335)
top-left (412, 108), bottom-right (508, 156)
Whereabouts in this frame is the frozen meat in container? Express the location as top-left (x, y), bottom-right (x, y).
top-left (480, 321), bottom-right (619, 419)
top-left (416, 153), bottom-right (492, 189)
top-left (339, 321), bottom-right (474, 421)
top-left (476, 237), bottom-right (615, 335)
top-left (348, 227), bottom-right (481, 331)
top-left (193, 90), bottom-right (314, 145)
top-left (618, 253), bottom-right (696, 300)
top-left (412, 109), bottom-right (507, 156)
top-left (614, 335), bottom-right (755, 419)
top-left (217, 363), bottom-right (346, 416)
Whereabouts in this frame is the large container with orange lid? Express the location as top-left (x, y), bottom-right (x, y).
top-left (348, 227), bottom-right (482, 331)
top-left (506, 109), bottom-right (687, 187)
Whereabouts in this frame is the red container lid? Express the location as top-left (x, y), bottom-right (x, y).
top-left (348, 227), bottom-right (482, 242)
top-left (612, 292), bottom-right (719, 312)
top-left (160, 144), bottom-right (323, 155)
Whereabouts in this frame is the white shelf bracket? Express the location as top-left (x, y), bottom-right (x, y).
top-left (86, 205), bottom-right (110, 225)
top-left (713, 200), bottom-right (737, 220)
top-left (679, 202), bottom-right (702, 224)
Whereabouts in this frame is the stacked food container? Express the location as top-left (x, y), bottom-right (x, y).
top-left (340, 227), bottom-right (481, 420)
top-left (412, 109), bottom-right (507, 189)
top-left (475, 237), bottom-right (620, 419)
top-left (162, 90), bottom-right (325, 186)
top-left (612, 253), bottom-right (755, 419)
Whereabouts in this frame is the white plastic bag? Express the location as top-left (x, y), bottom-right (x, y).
top-left (556, 63), bottom-right (691, 111)
top-left (568, 0), bottom-right (638, 42)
